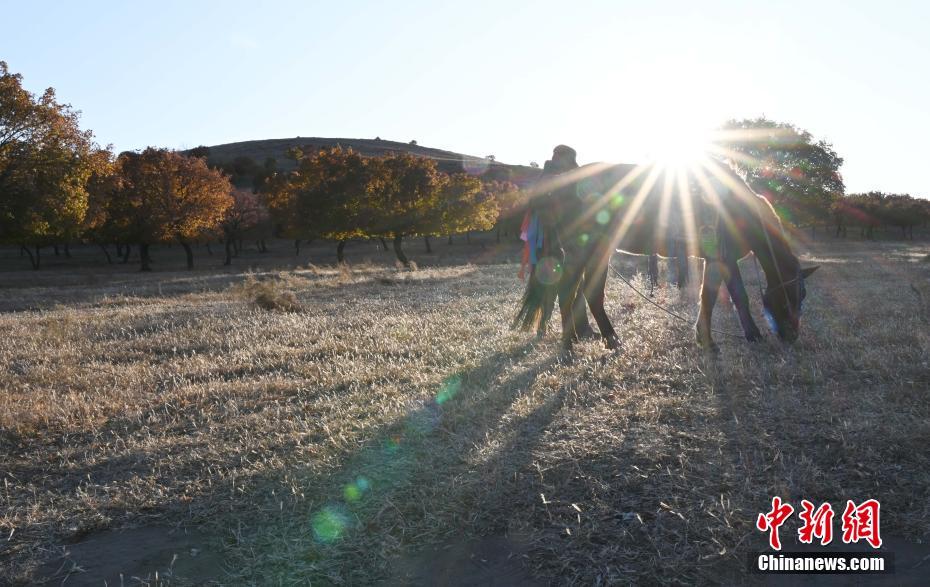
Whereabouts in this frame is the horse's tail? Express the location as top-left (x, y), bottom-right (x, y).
top-left (510, 258), bottom-right (559, 331)
top-left (512, 266), bottom-right (559, 332)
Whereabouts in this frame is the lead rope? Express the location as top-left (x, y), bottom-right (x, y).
top-left (607, 261), bottom-right (746, 340)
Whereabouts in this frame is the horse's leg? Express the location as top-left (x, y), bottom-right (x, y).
top-left (676, 246), bottom-right (689, 289)
top-left (583, 246), bottom-right (619, 349)
top-left (648, 254), bottom-right (659, 295)
top-left (558, 256), bottom-right (586, 349)
top-left (696, 258), bottom-right (724, 349)
top-left (724, 259), bottom-right (762, 342)
top-left (573, 290), bottom-right (594, 338)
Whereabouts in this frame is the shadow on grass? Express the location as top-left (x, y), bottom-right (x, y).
top-left (216, 339), bottom-right (569, 585)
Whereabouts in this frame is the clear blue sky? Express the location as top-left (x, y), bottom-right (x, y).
top-left (4, 0), bottom-right (929, 196)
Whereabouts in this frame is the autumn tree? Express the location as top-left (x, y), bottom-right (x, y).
top-left (0, 61), bottom-right (109, 268)
top-left (716, 117), bottom-right (844, 233)
top-left (482, 180), bottom-right (522, 242)
top-left (105, 148), bottom-right (232, 270)
top-left (221, 188), bottom-right (268, 264)
top-left (881, 194), bottom-right (927, 239)
top-left (274, 147), bottom-right (376, 262)
top-left (369, 152), bottom-right (444, 266)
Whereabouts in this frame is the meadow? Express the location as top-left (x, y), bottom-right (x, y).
top-left (1, 236), bottom-right (928, 585)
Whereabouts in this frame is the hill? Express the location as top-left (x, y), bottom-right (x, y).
top-left (190, 136), bottom-right (542, 187)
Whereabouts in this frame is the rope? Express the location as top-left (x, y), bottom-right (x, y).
top-left (608, 262), bottom-right (746, 340)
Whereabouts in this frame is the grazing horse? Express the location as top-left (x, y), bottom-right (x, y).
top-left (513, 145), bottom-right (819, 350)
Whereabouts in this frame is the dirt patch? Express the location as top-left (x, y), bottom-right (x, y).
top-left (35, 526), bottom-right (224, 586)
top-left (386, 535), bottom-right (543, 586)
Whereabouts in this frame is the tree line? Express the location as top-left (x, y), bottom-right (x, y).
top-left (3, 61), bottom-right (927, 272)
top-left (262, 146), bottom-right (518, 265)
top-left (0, 61), bottom-right (524, 270)
top-left (718, 117), bottom-right (930, 238)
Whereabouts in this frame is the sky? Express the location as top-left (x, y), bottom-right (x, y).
top-left (3, 0), bottom-right (930, 196)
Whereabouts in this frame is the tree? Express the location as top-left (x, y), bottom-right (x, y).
top-left (716, 117), bottom-right (844, 232)
top-left (442, 174), bottom-right (500, 235)
top-left (881, 194), bottom-right (926, 239)
top-left (262, 147), bottom-right (379, 262)
top-left (105, 148), bottom-right (232, 270)
top-left (484, 180), bottom-right (524, 241)
top-left (222, 189), bottom-right (267, 264)
top-left (261, 169), bottom-right (304, 244)
top-left (369, 152), bottom-right (444, 266)
top-left (0, 61), bottom-right (109, 268)
top-left (189, 145), bottom-right (211, 159)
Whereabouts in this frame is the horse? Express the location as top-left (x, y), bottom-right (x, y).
top-left (513, 145), bottom-right (819, 350)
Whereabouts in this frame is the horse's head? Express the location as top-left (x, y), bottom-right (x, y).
top-left (762, 266), bottom-right (819, 342)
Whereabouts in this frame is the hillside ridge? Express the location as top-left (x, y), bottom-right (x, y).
top-left (192, 136), bottom-right (541, 186)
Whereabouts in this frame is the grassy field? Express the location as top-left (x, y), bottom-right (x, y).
top-left (1, 236), bottom-right (928, 585)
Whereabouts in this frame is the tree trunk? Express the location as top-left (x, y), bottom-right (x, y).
top-left (232, 239), bottom-right (240, 256)
top-left (466, 231), bottom-right (471, 244)
top-left (224, 237), bottom-right (233, 266)
top-left (393, 234), bottom-right (410, 267)
top-left (122, 244), bottom-right (131, 264)
top-left (139, 243), bottom-right (152, 271)
top-left (64, 243), bottom-right (71, 258)
top-left (259, 239), bottom-right (267, 253)
top-left (53, 244), bottom-right (60, 256)
top-left (23, 245), bottom-right (40, 269)
top-left (295, 239), bottom-right (301, 256)
top-left (238, 239), bottom-right (243, 254)
top-left (205, 242), bottom-right (213, 256)
top-left (181, 242), bottom-right (194, 270)
top-left (447, 234), bottom-right (453, 245)
top-left (379, 237), bottom-right (389, 251)
top-left (99, 244), bottom-right (113, 264)
top-left (116, 243), bottom-right (123, 257)
top-left (337, 239), bottom-right (347, 263)
top-left (423, 236), bottom-right (432, 253)
top-left (496, 227), bottom-right (501, 242)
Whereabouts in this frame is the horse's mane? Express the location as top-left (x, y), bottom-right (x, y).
top-left (720, 160), bottom-right (798, 270)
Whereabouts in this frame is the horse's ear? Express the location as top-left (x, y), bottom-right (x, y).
top-left (800, 266), bottom-right (820, 279)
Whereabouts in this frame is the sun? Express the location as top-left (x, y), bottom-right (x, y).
top-left (646, 124), bottom-right (714, 170)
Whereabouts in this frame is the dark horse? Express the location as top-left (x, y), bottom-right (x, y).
top-left (514, 145), bottom-right (819, 350)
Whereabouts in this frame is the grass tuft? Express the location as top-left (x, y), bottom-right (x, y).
top-left (230, 275), bottom-right (302, 312)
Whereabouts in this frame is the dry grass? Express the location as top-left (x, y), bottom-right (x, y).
top-left (1, 240), bottom-right (928, 584)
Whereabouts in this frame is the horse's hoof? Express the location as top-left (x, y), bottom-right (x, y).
top-left (699, 341), bottom-right (720, 354)
top-left (695, 332), bottom-right (718, 353)
top-left (605, 335), bottom-right (620, 350)
top-left (575, 325), bottom-right (597, 340)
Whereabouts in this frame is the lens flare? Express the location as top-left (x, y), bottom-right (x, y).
top-left (343, 476), bottom-right (371, 503)
top-left (595, 209), bottom-right (611, 225)
top-left (312, 505), bottom-right (350, 543)
top-left (462, 157), bottom-right (490, 175)
top-left (435, 375), bottom-right (461, 405)
top-left (535, 257), bottom-right (562, 285)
